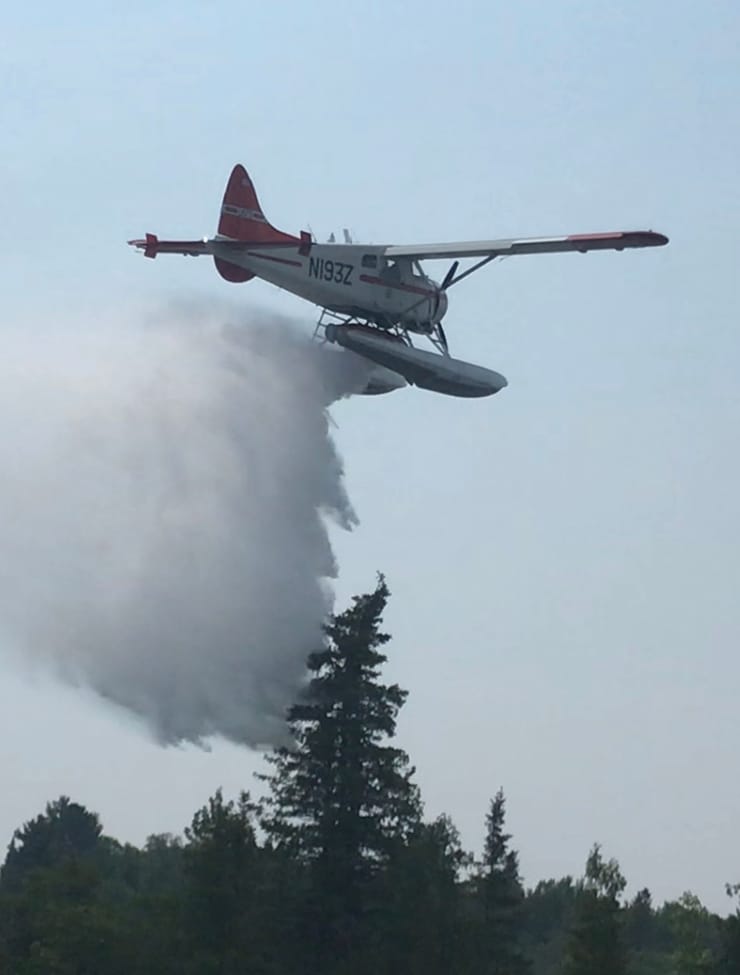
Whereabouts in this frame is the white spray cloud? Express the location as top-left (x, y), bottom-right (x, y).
top-left (0, 302), bottom-right (371, 747)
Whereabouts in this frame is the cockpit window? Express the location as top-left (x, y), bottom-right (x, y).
top-left (361, 254), bottom-right (378, 268)
top-left (381, 260), bottom-right (402, 283)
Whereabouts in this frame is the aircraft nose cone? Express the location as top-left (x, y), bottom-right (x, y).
top-left (434, 290), bottom-right (449, 322)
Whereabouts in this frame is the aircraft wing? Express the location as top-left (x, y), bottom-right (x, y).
top-left (384, 230), bottom-right (668, 261)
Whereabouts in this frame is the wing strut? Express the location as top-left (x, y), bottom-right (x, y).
top-left (444, 254), bottom-right (498, 289)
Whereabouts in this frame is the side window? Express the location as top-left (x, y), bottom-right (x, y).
top-left (361, 254), bottom-right (378, 269)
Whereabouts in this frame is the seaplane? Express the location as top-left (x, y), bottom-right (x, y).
top-left (128, 164), bottom-right (668, 398)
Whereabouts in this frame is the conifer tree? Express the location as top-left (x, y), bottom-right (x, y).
top-left (378, 812), bottom-right (470, 975)
top-left (476, 789), bottom-right (530, 975)
top-left (259, 577), bottom-right (421, 968)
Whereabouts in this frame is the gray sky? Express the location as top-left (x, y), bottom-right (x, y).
top-left (2, 0), bottom-right (739, 912)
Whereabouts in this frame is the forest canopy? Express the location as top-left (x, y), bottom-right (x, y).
top-left (1, 580), bottom-right (737, 975)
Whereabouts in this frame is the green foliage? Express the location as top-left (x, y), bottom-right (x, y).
top-left (661, 892), bottom-right (718, 975)
top-left (561, 845), bottom-right (627, 975)
top-left (0, 585), bottom-right (730, 975)
top-left (625, 888), bottom-right (654, 951)
top-left (1, 796), bottom-right (103, 893)
top-left (475, 789), bottom-right (529, 975)
top-left (137, 832), bottom-right (184, 893)
top-left (259, 576), bottom-right (422, 970)
top-left (179, 788), bottom-right (297, 975)
top-left (0, 834), bottom-right (139, 974)
top-left (584, 843), bottom-right (626, 901)
top-left (260, 577), bottom-right (421, 859)
top-left (622, 888), bottom-right (682, 975)
top-left (373, 814), bottom-right (471, 975)
top-left (719, 884), bottom-right (740, 975)
top-left (524, 877), bottom-right (578, 975)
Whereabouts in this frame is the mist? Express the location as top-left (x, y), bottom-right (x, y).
top-left (0, 302), bottom-right (371, 747)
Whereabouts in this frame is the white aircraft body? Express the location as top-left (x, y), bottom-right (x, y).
top-left (129, 165), bottom-right (668, 398)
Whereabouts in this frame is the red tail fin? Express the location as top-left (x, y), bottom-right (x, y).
top-left (217, 164), bottom-right (298, 244)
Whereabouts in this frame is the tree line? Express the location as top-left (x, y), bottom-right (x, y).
top-left (1, 578), bottom-right (738, 974)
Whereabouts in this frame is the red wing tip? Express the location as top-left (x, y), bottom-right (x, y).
top-left (128, 234), bottom-right (159, 258)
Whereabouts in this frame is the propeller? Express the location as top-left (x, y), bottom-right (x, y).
top-left (431, 260), bottom-right (459, 326)
top-left (440, 260), bottom-right (459, 292)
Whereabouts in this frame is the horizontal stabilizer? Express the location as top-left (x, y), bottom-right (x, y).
top-left (127, 233), bottom-right (210, 258)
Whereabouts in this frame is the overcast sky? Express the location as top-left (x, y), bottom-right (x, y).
top-left (2, 0), bottom-right (739, 912)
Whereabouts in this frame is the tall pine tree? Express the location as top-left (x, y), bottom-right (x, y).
top-left (476, 788), bottom-right (530, 975)
top-left (259, 576), bottom-right (421, 971)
